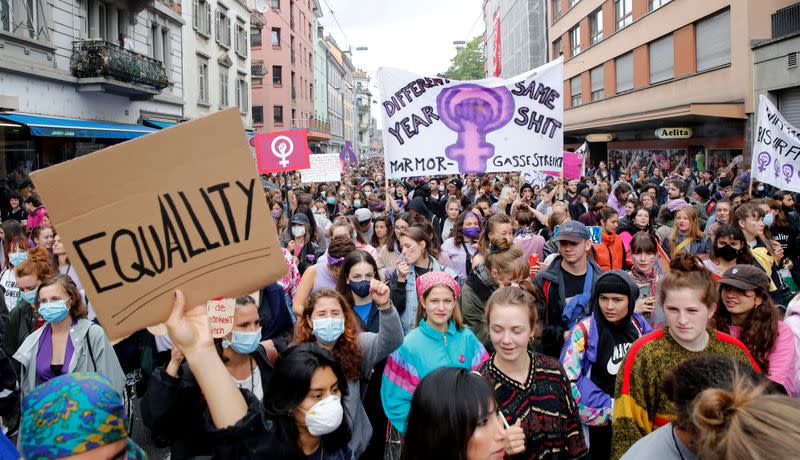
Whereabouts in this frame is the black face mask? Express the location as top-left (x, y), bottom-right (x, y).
top-left (716, 244), bottom-right (740, 262)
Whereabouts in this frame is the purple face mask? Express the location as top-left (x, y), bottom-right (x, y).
top-left (463, 226), bottom-right (481, 239)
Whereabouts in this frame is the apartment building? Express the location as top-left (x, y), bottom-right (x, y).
top-left (0, 0), bottom-right (184, 175)
top-left (250, 0), bottom-right (317, 137)
top-left (483, 0), bottom-right (548, 77)
top-left (549, 0), bottom-right (798, 172)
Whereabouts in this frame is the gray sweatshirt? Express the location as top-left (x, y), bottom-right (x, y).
top-left (346, 304), bottom-right (404, 457)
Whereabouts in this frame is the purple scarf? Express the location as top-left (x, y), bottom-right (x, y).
top-left (36, 323), bottom-right (75, 385)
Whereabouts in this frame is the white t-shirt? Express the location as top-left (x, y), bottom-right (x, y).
top-left (0, 268), bottom-right (19, 312)
top-left (231, 366), bottom-right (263, 401)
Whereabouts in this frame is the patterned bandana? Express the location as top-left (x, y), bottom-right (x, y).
top-left (20, 373), bottom-right (147, 460)
top-left (416, 271), bottom-right (460, 299)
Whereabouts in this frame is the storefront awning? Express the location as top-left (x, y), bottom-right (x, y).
top-left (0, 113), bottom-right (157, 139)
top-left (142, 120), bottom-right (177, 130)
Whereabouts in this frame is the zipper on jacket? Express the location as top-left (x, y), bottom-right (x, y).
top-left (443, 332), bottom-right (447, 347)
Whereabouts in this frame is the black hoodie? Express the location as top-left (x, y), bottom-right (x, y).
top-left (589, 270), bottom-right (642, 396)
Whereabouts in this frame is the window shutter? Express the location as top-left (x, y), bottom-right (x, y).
top-left (591, 66), bottom-right (604, 92)
top-left (193, 0), bottom-right (199, 29)
top-left (571, 75), bottom-right (581, 95)
top-left (696, 9), bottom-right (730, 71)
top-left (649, 34), bottom-right (674, 83)
top-left (616, 52), bottom-right (633, 93)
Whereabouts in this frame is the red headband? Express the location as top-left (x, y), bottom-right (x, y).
top-left (416, 271), bottom-right (460, 299)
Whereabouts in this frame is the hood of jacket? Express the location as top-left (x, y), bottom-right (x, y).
top-left (590, 270), bottom-right (640, 326)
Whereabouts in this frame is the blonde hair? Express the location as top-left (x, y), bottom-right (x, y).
top-left (668, 205), bottom-right (703, 253)
top-left (692, 375), bottom-right (800, 459)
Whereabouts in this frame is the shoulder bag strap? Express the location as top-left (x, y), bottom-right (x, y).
top-left (84, 325), bottom-right (97, 372)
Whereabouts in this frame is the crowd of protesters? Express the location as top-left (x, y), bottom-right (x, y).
top-left (0, 155), bottom-right (798, 460)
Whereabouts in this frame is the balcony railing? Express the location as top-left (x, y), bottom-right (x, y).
top-left (70, 39), bottom-right (168, 90)
top-left (773, 3), bottom-right (800, 39)
top-left (250, 12), bottom-right (265, 29)
top-left (252, 60), bottom-right (265, 76)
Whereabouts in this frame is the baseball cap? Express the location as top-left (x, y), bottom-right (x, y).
top-left (555, 220), bottom-right (591, 243)
top-left (719, 265), bottom-right (770, 292)
top-left (354, 208), bottom-right (372, 224)
top-left (290, 213), bottom-right (309, 226)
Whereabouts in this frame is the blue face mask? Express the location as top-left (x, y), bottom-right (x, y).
top-left (763, 213), bottom-right (774, 227)
top-left (349, 280), bottom-right (371, 298)
top-left (327, 197), bottom-right (337, 205)
top-left (224, 328), bottom-right (262, 354)
top-left (20, 288), bottom-right (38, 305)
top-left (353, 199), bottom-right (362, 208)
top-left (312, 318), bottom-right (345, 344)
top-left (9, 252), bottom-right (27, 267)
top-left (38, 300), bottom-right (69, 323)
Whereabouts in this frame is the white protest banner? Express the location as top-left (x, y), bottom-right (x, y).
top-left (207, 297), bottom-right (235, 338)
top-left (301, 153), bottom-right (343, 183)
top-left (753, 95), bottom-right (800, 193)
top-left (377, 58), bottom-right (564, 180)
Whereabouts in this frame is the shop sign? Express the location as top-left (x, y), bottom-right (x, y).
top-left (586, 133), bottom-right (613, 142)
top-left (655, 127), bottom-right (692, 139)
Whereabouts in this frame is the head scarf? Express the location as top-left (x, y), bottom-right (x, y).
top-left (416, 271), bottom-right (460, 299)
top-left (21, 373), bottom-right (146, 460)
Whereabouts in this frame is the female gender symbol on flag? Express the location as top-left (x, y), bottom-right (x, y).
top-left (252, 130), bottom-right (311, 173)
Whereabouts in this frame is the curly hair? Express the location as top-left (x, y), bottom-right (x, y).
top-left (713, 284), bottom-right (779, 373)
top-left (294, 288), bottom-right (364, 381)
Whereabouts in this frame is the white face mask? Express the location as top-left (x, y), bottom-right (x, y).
top-left (292, 226), bottom-right (306, 237)
top-left (300, 395), bottom-right (343, 436)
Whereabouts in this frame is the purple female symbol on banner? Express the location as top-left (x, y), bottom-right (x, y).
top-left (436, 84), bottom-right (515, 173)
top-left (774, 156), bottom-right (781, 179)
top-left (757, 151), bottom-right (771, 173)
top-left (782, 164), bottom-right (795, 184)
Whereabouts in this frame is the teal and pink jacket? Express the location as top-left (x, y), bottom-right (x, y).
top-left (381, 319), bottom-right (488, 434)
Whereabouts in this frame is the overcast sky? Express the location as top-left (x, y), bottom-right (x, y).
top-left (318, 0), bottom-right (485, 124)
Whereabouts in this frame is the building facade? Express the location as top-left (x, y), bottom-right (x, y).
top-left (182, 0), bottom-right (253, 128)
top-left (549, 0), bottom-right (797, 173)
top-left (483, 0), bottom-right (548, 78)
top-left (0, 0), bottom-right (184, 176)
top-left (353, 69), bottom-right (372, 157)
top-left (250, 0), bottom-right (316, 135)
top-left (326, 35), bottom-right (345, 151)
top-left (310, 15), bottom-right (331, 152)
top-left (752, 4), bottom-right (800, 130)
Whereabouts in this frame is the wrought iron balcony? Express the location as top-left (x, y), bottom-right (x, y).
top-left (250, 12), bottom-right (265, 29)
top-left (70, 39), bottom-right (168, 92)
top-left (252, 60), bottom-right (265, 77)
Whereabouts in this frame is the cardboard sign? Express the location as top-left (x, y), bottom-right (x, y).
top-left (300, 153), bottom-right (343, 183)
top-left (253, 129), bottom-right (311, 174)
top-left (207, 297), bottom-right (235, 338)
top-left (31, 109), bottom-right (287, 340)
top-left (377, 58), bottom-right (563, 179)
top-left (752, 95), bottom-right (800, 193)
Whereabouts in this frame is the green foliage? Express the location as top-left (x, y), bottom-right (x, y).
top-left (443, 36), bottom-right (485, 81)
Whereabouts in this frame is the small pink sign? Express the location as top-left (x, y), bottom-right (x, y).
top-left (253, 130), bottom-right (311, 173)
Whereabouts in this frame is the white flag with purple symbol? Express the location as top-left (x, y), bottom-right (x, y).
top-left (752, 95), bottom-right (800, 193)
top-left (377, 58), bottom-right (564, 180)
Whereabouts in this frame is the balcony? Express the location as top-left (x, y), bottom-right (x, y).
top-left (250, 12), bottom-right (265, 29)
top-left (70, 39), bottom-right (168, 98)
top-left (773, 3), bottom-right (800, 39)
top-left (295, 118), bottom-right (332, 141)
top-left (252, 60), bottom-right (265, 76)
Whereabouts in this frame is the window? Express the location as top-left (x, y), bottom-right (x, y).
top-left (616, 52), bottom-right (633, 93)
top-left (551, 0), bottom-right (561, 20)
top-left (219, 69), bottom-right (229, 107)
top-left (696, 9), bottom-right (731, 71)
top-left (590, 66), bottom-right (604, 101)
top-left (198, 58), bottom-right (209, 103)
top-left (570, 76), bottom-right (582, 107)
top-left (590, 9), bottom-right (603, 45)
top-left (236, 77), bottom-right (248, 112)
top-left (616, 0), bottom-right (632, 30)
top-left (569, 0), bottom-right (579, 6)
top-left (274, 105), bottom-right (284, 124)
top-left (253, 106), bottom-right (264, 124)
top-left (553, 37), bottom-right (562, 58)
top-left (235, 21), bottom-right (247, 57)
top-left (649, 34), bottom-right (674, 83)
top-left (649, 0), bottom-right (670, 11)
top-left (250, 29), bottom-right (261, 46)
top-left (272, 65), bottom-right (282, 84)
top-left (291, 108), bottom-right (296, 127)
top-left (2, 0), bottom-right (48, 40)
top-left (193, 0), bottom-right (211, 36)
top-left (271, 0), bottom-right (279, 8)
top-left (569, 26), bottom-right (580, 56)
top-left (271, 27), bottom-right (280, 46)
top-left (215, 6), bottom-right (231, 47)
